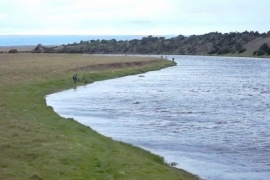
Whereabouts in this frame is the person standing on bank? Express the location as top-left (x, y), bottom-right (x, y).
top-left (73, 74), bottom-right (78, 84)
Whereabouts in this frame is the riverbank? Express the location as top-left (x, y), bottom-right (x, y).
top-left (0, 53), bottom-right (197, 179)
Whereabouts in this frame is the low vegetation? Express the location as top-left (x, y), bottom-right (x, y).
top-left (0, 53), bottom-right (197, 179)
top-left (253, 43), bottom-right (270, 55)
top-left (8, 49), bottom-right (18, 53)
top-left (33, 31), bottom-right (270, 57)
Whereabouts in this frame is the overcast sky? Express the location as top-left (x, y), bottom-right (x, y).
top-left (1, 0), bottom-right (270, 35)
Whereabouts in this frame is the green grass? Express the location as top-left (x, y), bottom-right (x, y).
top-left (0, 54), bottom-right (198, 180)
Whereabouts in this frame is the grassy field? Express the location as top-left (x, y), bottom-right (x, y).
top-left (0, 53), bottom-right (197, 180)
top-left (0, 46), bottom-right (35, 53)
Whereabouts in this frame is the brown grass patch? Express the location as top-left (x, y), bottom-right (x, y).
top-left (0, 53), bottom-right (160, 86)
top-left (0, 45), bottom-right (35, 52)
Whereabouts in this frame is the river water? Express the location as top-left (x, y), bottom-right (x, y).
top-left (46, 55), bottom-right (270, 180)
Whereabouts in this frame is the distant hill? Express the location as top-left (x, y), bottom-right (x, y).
top-left (33, 31), bottom-right (270, 57)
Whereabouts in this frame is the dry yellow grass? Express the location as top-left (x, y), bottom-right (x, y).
top-left (0, 53), bottom-right (159, 86)
top-left (0, 45), bottom-right (35, 52)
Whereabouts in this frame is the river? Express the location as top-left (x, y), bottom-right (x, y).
top-left (46, 55), bottom-right (270, 180)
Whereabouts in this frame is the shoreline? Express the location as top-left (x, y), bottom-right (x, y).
top-left (0, 53), bottom-right (198, 179)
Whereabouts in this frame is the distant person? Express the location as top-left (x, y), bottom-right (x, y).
top-left (73, 74), bottom-right (78, 84)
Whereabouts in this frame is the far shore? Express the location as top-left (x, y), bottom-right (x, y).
top-left (1, 45), bottom-right (270, 59)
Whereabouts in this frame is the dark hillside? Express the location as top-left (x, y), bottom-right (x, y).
top-left (33, 31), bottom-right (270, 57)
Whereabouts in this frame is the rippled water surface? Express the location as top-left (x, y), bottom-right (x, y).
top-left (46, 56), bottom-right (270, 180)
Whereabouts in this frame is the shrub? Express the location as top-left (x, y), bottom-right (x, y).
top-left (253, 50), bottom-right (265, 56)
top-left (254, 43), bottom-right (270, 56)
top-left (259, 43), bottom-right (269, 52)
top-left (238, 48), bottom-right (246, 53)
top-left (8, 49), bottom-right (18, 53)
